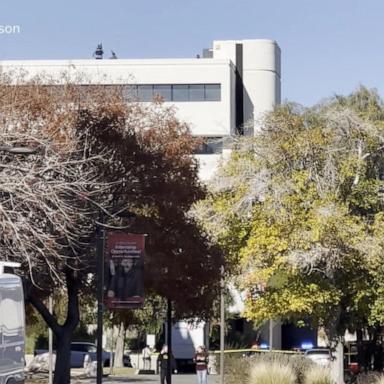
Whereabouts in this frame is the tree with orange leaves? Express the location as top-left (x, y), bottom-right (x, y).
top-left (0, 75), bottom-right (222, 384)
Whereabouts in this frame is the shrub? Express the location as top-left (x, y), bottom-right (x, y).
top-left (373, 375), bottom-right (384, 384)
top-left (224, 352), bottom-right (313, 384)
top-left (248, 352), bottom-right (313, 384)
top-left (352, 373), bottom-right (382, 384)
top-left (248, 361), bottom-right (296, 384)
top-left (224, 354), bottom-right (251, 384)
top-left (304, 365), bottom-right (331, 384)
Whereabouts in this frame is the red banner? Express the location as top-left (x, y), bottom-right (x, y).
top-left (104, 232), bottom-right (145, 309)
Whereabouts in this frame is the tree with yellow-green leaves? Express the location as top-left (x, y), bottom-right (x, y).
top-left (195, 86), bottom-right (384, 342)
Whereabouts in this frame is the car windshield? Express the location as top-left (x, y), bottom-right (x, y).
top-left (307, 350), bottom-right (330, 355)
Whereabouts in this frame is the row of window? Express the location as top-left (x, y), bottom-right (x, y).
top-left (123, 84), bottom-right (221, 102)
top-left (42, 83), bottom-right (221, 103)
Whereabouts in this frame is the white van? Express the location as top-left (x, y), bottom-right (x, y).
top-left (170, 320), bottom-right (209, 371)
top-left (0, 265), bottom-right (25, 384)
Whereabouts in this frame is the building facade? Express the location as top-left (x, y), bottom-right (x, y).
top-left (0, 39), bottom-right (283, 349)
top-left (0, 39), bottom-right (281, 180)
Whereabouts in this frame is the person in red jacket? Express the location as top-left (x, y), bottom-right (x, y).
top-left (194, 345), bottom-right (209, 384)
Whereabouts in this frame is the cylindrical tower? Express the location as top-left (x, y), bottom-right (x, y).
top-left (213, 39), bottom-right (281, 135)
top-left (242, 39), bottom-right (281, 133)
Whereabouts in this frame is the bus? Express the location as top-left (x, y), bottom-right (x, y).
top-left (0, 262), bottom-right (25, 384)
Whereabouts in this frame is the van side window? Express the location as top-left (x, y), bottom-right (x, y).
top-left (71, 344), bottom-right (87, 352)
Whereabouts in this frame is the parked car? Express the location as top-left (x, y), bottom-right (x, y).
top-left (35, 342), bottom-right (132, 368)
top-left (304, 348), bottom-right (332, 366)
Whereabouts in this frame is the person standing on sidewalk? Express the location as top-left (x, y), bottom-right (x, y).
top-left (142, 345), bottom-right (151, 370)
top-left (157, 345), bottom-right (176, 384)
top-left (194, 345), bottom-right (209, 384)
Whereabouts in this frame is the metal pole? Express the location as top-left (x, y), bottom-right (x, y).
top-left (269, 319), bottom-right (273, 351)
top-left (96, 221), bottom-right (106, 384)
top-left (220, 265), bottom-right (225, 384)
top-left (167, 298), bottom-right (172, 384)
top-left (137, 335), bottom-right (140, 370)
top-left (48, 296), bottom-right (53, 384)
top-left (109, 326), bottom-right (114, 375)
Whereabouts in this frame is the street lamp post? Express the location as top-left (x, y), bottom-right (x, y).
top-left (96, 214), bottom-right (106, 384)
top-left (95, 209), bottom-right (136, 384)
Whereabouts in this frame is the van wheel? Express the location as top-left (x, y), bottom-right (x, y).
top-left (6, 379), bottom-right (17, 384)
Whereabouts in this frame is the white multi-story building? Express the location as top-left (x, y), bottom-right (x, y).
top-left (1, 40), bottom-right (282, 347)
top-left (0, 39), bottom-right (281, 180)
top-left (1, 40), bottom-right (324, 352)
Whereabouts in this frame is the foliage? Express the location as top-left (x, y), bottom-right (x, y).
top-left (0, 72), bottom-right (222, 383)
top-left (223, 354), bottom-right (251, 384)
top-left (106, 293), bottom-right (167, 358)
top-left (196, 86), bottom-right (384, 339)
top-left (250, 353), bottom-right (314, 384)
top-left (374, 375), bottom-right (384, 384)
top-left (224, 352), bottom-right (313, 384)
top-left (109, 294), bottom-right (166, 335)
top-left (303, 365), bottom-right (331, 384)
top-left (76, 91), bottom-right (223, 319)
top-left (351, 373), bottom-right (384, 384)
top-left (248, 361), bottom-right (296, 384)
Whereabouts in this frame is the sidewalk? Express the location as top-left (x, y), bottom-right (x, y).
top-left (103, 375), bottom-right (220, 384)
top-left (27, 373), bottom-right (220, 384)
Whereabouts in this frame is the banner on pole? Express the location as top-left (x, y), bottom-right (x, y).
top-left (104, 232), bottom-right (145, 309)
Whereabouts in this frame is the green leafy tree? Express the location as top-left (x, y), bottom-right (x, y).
top-left (196, 86), bottom-right (384, 341)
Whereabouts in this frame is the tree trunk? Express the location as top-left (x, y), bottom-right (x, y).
top-left (27, 271), bottom-right (80, 384)
top-left (114, 322), bottom-right (126, 368)
top-left (53, 332), bottom-right (72, 384)
top-left (326, 305), bottom-right (343, 384)
top-left (356, 328), bottom-right (364, 372)
top-left (330, 340), bottom-right (344, 384)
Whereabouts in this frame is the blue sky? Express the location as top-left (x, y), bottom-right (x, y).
top-left (0, 0), bottom-right (383, 106)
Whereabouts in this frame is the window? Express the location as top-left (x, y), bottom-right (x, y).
top-left (153, 85), bottom-right (172, 101)
top-left (137, 85), bottom-right (153, 102)
top-left (71, 344), bottom-right (87, 352)
top-left (189, 85), bottom-right (205, 101)
top-left (172, 85), bottom-right (189, 101)
top-left (123, 85), bottom-right (137, 100)
top-left (205, 84), bottom-right (221, 101)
